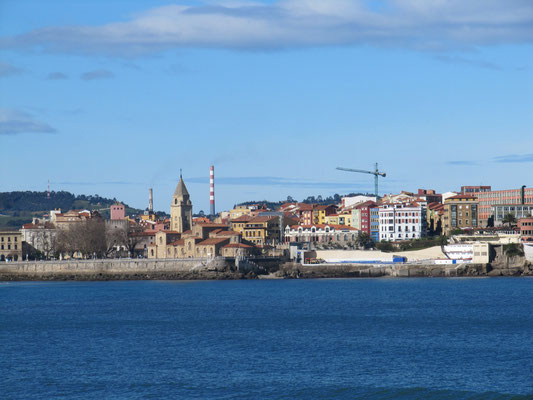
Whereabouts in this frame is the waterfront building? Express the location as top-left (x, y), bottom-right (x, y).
top-left (341, 195), bottom-right (376, 209)
top-left (284, 224), bottom-right (358, 245)
top-left (230, 215), bottom-right (253, 234)
top-left (370, 207), bottom-right (380, 242)
top-left (0, 230), bottom-right (23, 261)
top-left (417, 189), bottom-right (442, 204)
top-left (53, 209), bottom-right (94, 230)
top-left (441, 191), bottom-right (459, 203)
top-left (518, 217), bottom-right (533, 243)
top-left (380, 191), bottom-right (417, 205)
top-left (228, 205), bottom-right (253, 220)
top-left (351, 200), bottom-right (378, 235)
top-left (378, 203), bottom-right (427, 241)
top-left (461, 186), bottom-right (491, 195)
top-left (314, 205), bottom-right (338, 224)
top-left (477, 186), bottom-right (533, 227)
top-left (148, 222), bottom-right (249, 259)
top-left (491, 204), bottom-right (533, 226)
top-left (442, 195), bottom-right (478, 235)
top-left (242, 216), bottom-right (284, 246)
top-left (20, 223), bottom-right (57, 259)
top-left (170, 176), bottom-right (193, 233)
top-left (325, 214), bottom-right (339, 225)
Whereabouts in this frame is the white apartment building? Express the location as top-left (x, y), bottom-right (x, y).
top-left (342, 195), bottom-right (377, 209)
top-left (379, 203), bottom-right (427, 241)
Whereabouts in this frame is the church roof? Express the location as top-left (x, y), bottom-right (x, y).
top-left (173, 177), bottom-right (189, 197)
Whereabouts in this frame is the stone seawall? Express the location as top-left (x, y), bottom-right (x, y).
top-left (0, 258), bottom-right (531, 281)
top-left (0, 258), bottom-right (247, 281)
top-left (277, 261), bottom-right (533, 279)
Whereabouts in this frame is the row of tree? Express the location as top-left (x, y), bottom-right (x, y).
top-left (27, 220), bottom-right (142, 260)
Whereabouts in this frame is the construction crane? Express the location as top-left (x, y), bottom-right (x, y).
top-left (336, 163), bottom-right (386, 199)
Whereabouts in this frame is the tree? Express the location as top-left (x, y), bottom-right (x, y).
top-left (56, 219), bottom-right (107, 259)
top-left (356, 232), bottom-right (374, 249)
top-left (504, 243), bottom-right (524, 258)
top-left (502, 213), bottom-right (517, 228)
top-left (105, 226), bottom-right (128, 257)
top-left (376, 241), bottom-right (394, 252)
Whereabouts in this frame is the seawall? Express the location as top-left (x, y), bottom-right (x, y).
top-left (0, 257), bottom-right (531, 281)
top-left (0, 258), bottom-right (248, 281)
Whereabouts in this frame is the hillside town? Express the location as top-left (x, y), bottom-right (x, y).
top-left (1, 174), bottom-right (532, 266)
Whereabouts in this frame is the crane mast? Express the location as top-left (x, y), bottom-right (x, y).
top-left (336, 163), bottom-right (386, 199)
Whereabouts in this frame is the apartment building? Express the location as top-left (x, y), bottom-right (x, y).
top-left (442, 195), bottom-right (478, 235)
top-left (378, 203), bottom-right (426, 241)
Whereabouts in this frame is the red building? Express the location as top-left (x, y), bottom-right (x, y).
top-left (353, 200), bottom-right (378, 235)
top-left (519, 217), bottom-right (533, 243)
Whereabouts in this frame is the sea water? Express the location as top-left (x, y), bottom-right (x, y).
top-left (1, 278), bottom-right (532, 399)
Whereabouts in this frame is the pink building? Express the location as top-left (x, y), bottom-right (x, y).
top-left (110, 202), bottom-right (125, 220)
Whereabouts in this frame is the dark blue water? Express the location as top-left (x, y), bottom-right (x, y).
top-left (1, 278), bottom-right (532, 399)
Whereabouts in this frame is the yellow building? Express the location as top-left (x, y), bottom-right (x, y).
top-left (0, 231), bottom-right (23, 261)
top-left (442, 195), bottom-right (478, 235)
top-left (313, 205), bottom-right (338, 225)
top-left (229, 205), bottom-right (252, 220)
top-left (242, 216), bottom-right (282, 246)
top-left (230, 215), bottom-right (253, 234)
top-left (325, 214), bottom-right (339, 225)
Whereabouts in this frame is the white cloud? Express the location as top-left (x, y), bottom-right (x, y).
top-left (0, 109), bottom-right (56, 135)
top-left (0, 0), bottom-right (532, 56)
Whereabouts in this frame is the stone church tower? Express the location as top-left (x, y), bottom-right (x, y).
top-left (170, 174), bottom-right (193, 233)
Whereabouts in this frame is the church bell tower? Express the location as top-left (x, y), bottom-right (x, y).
top-left (170, 172), bottom-right (192, 233)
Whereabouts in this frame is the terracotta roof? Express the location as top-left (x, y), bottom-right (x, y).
top-left (315, 204), bottom-right (336, 210)
top-left (196, 222), bottom-right (229, 228)
top-left (182, 230), bottom-right (193, 234)
top-left (288, 224), bottom-right (357, 231)
top-left (354, 200), bottom-right (378, 209)
top-left (162, 230), bottom-right (181, 234)
top-left (223, 243), bottom-right (253, 249)
top-left (168, 239), bottom-right (185, 246)
top-left (197, 237), bottom-right (230, 246)
top-left (231, 215), bottom-right (253, 222)
top-left (215, 230), bottom-right (241, 236)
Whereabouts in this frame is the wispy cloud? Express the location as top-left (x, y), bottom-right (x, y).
top-left (81, 70), bottom-right (114, 80)
top-left (0, 61), bottom-right (23, 77)
top-left (434, 55), bottom-right (504, 71)
top-left (493, 153), bottom-right (533, 163)
top-left (187, 176), bottom-right (370, 189)
top-left (446, 160), bottom-right (480, 166)
top-left (0, 109), bottom-right (56, 135)
top-left (54, 181), bottom-right (139, 185)
top-left (1, 0), bottom-right (532, 56)
top-left (47, 72), bottom-right (68, 80)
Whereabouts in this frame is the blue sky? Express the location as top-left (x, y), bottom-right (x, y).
top-left (1, 0), bottom-right (532, 214)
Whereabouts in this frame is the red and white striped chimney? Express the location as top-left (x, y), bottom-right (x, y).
top-left (210, 165), bottom-right (215, 216)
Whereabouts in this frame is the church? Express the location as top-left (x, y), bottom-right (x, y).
top-left (148, 174), bottom-right (256, 259)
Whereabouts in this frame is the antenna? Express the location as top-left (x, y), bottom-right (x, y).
top-left (47, 180), bottom-right (50, 199)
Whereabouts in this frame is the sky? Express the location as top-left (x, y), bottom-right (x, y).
top-left (1, 0), bottom-right (532, 214)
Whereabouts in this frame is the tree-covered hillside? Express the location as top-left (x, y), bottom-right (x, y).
top-left (0, 191), bottom-right (143, 228)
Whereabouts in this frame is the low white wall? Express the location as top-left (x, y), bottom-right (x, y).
top-left (316, 246), bottom-right (445, 262)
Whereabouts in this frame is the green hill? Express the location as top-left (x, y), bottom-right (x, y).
top-left (0, 191), bottom-right (142, 229)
